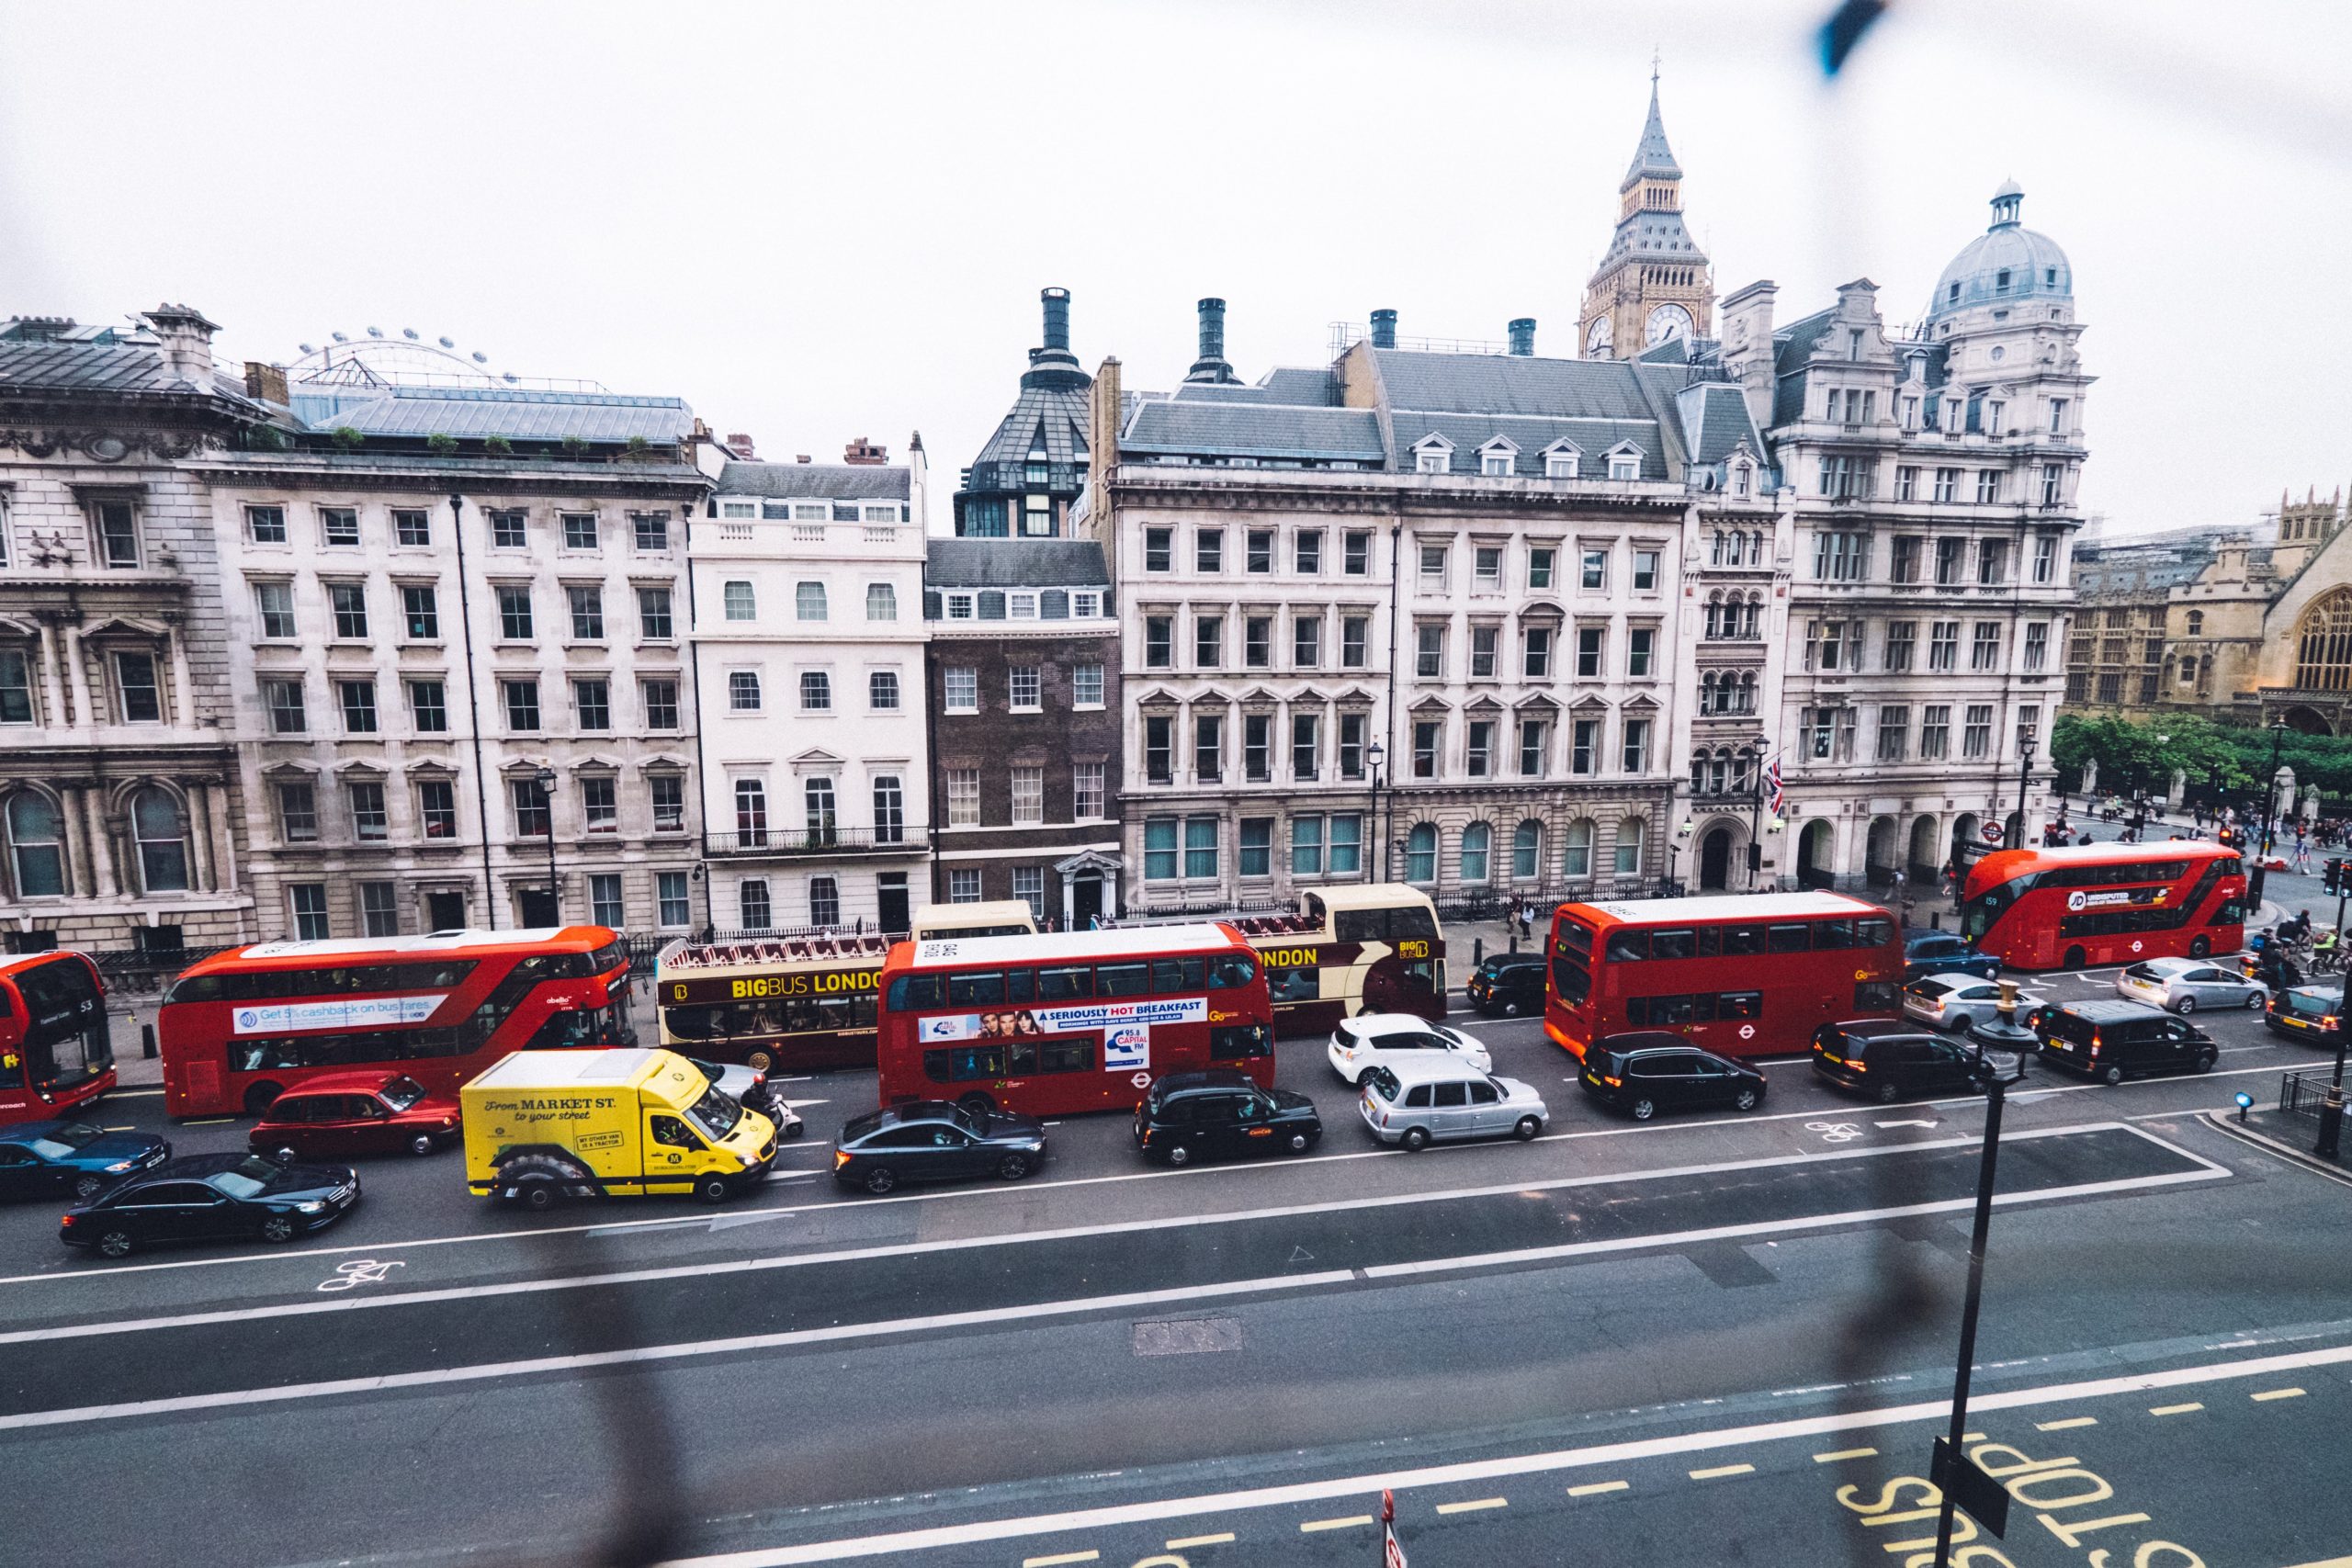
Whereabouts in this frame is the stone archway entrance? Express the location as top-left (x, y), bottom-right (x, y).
top-left (1699, 826), bottom-right (1734, 891)
top-left (1797, 820), bottom-right (1835, 888)
top-left (1907, 815), bottom-right (1941, 882)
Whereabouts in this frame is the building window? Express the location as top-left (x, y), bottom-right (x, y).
top-left (731, 778), bottom-right (771, 847)
top-left (723, 581), bottom-right (756, 621)
top-left (1529, 547), bottom-right (1555, 588)
top-left (1481, 452), bottom-right (1511, 478)
top-left (1608, 452), bottom-right (1639, 481)
top-left (1196, 716), bottom-right (1223, 783)
top-left (791, 581), bottom-right (828, 623)
top-left (1328, 812), bottom-right (1362, 874)
top-left (933, 765), bottom-right (976, 829)
top-left (1186, 818), bottom-right (1228, 880)
top-left (1465, 720), bottom-right (1493, 777)
top-left (94, 501), bottom-right (140, 567)
top-left (1072, 663), bottom-right (1104, 707)
top-left (1145, 716), bottom-right (1174, 784)
top-left (805, 777), bottom-right (838, 842)
top-left (1238, 818), bottom-right (1273, 878)
top-left (1976, 540), bottom-right (2008, 585)
top-left (1295, 530), bottom-right (1323, 574)
top-left (1405, 823), bottom-right (1436, 882)
top-left (1613, 817), bottom-right (1645, 876)
top-left (419, 779), bottom-right (458, 840)
top-left (574, 679), bottom-right (612, 730)
top-left (1416, 624), bottom-right (1443, 679)
top-left (1419, 542), bottom-right (1447, 587)
top-left (635, 678), bottom-right (677, 730)
top-left (1883, 620), bottom-right (1917, 671)
top-left (1244, 715), bottom-right (1272, 781)
top-left (1341, 616), bottom-right (1369, 669)
top-left (581, 872), bottom-right (623, 929)
top-left (511, 777), bottom-right (552, 838)
top-left (1242, 617), bottom-right (1271, 669)
top-left (1814, 531), bottom-right (1869, 581)
top-left (2023, 622), bottom-right (2049, 671)
top-left (1894, 467), bottom-right (1918, 502)
top-left (629, 584), bottom-right (671, 640)
top-left (724, 670), bottom-right (762, 713)
top-left (1073, 762), bottom-right (1105, 820)
top-left (247, 505), bottom-right (288, 545)
top-left (1008, 666), bottom-right (1042, 712)
top-left (945, 592), bottom-right (974, 619)
top-left (1875, 705), bottom-right (1909, 762)
top-left (289, 884), bottom-right (331, 942)
top-left (739, 879), bottom-right (774, 931)
top-left (1417, 448), bottom-right (1448, 475)
top-left (1289, 712), bottom-right (1320, 782)
top-left (1145, 616), bottom-right (1172, 669)
top-left (2096, 671), bottom-right (2123, 704)
top-left (255, 581), bottom-right (298, 638)
top-left (1919, 705), bottom-right (1951, 760)
top-left (1518, 718), bottom-right (1548, 776)
top-left (1194, 615), bottom-right (1223, 668)
top-left (1563, 818), bottom-right (1593, 878)
top-left (1633, 549), bottom-right (1659, 591)
top-left (1474, 547), bottom-right (1503, 590)
top-left (1144, 527), bottom-right (1173, 572)
top-left (1580, 548), bottom-right (1608, 590)
top-left (1545, 452), bottom-right (1577, 479)
top-left (266, 678), bottom-right (307, 735)
top-left (2041, 464), bottom-right (2064, 506)
top-left (1928, 621), bottom-right (1960, 671)
top-left (860, 668), bottom-right (898, 712)
top-left (1962, 705), bottom-right (1994, 758)
top-left (347, 781), bottom-right (389, 842)
top-left (799, 671), bottom-right (832, 711)
top-left (656, 871), bottom-right (690, 927)
top-left (935, 868), bottom-right (977, 905)
top-left (339, 679), bottom-right (379, 734)
top-left (1338, 713), bottom-right (1365, 780)
top-left (1622, 718), bottom-right (1651, 773)
top-left (275, 782), bottom-right (319, 844)
top-left (944, 667), bottom-right (978, 713)
top-left (1011, 767), bottom-right (1045, 825)
top-left (1970, 622), bottom-right (2002, 671)
top-left (490, 510), bottom-right (527, 548)
top-left (496, 585), bottom-right (533, 639)
top-left (503, 679), bottom-right (540, 731)
top-left (1890, 536), bottom-right (1921, 582)
top-left (1191, 526), bottom-right (1224, 573)
top-left (554, 513), bottom-right (596, 551)
top-left (1511, 820), bottom-right (1542, 879)
top-left (109, 652), bottom-right (162, 724)
top-left (632, 513), bottom-right (671, 551)
top-left (1576, 626), bottom-right (1604, 678)
top-left (1293, 616), bottom-right (1321, 669)
top-left (2032, 536), bottom-right (2058, 584)
top-left (1571, 719), bottom-right (1598, 775)
top-left (557, 584), bottom-right (602, 640)
top-left (1291, 817), bottom-right (1324, 875)
top-left (128, 787), bottom-right (190, 893)
top-left (1412, 718), bottom-right (1439, 779)
top-left (1144, 818), bottom-right (1179, 882)
top-left (1459, 821), bottom-right (1491, 882)
top-left (330, 581), bottom-right (369, 639)
top-left (400, 584), bottom-right (439, 640)
top-left (1625, 628), bottom-right (1653, 678)
top-left (1247, 530), bottom-right (1274, 573)
top-left (1976, 469), bottom-right (2003, 504)
top-left (1933, 468), bottom-right (1959, 505)
top-left (1343, 531), bottom-right (1371, 576)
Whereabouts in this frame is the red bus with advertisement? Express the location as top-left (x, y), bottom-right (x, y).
top-left (876, 923), bottom-right (1275, 1117)
top-left (160, 926), bottom-right (636, 1118)
top-left (1544, 891), bottom-right (1902, 1062)
top-left (1959, 840), bottom-right (2246, 971)
top-left (0, 950), bottom-right (115, 1126)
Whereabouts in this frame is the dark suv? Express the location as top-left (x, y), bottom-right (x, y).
top-left (1579, 1032), bottom-right (1768, 1120)
top-left (1133, 1070), bottom-right (1320, 1168)
top-left (1811, 1019), bottom-right (1977, 1102)
top-left (1903, 930), bottom-right (2000, 984)
top-left (1466, 953), bottom-right (1546, 1018)
top-left (2036, 1000), bottom-right (2216, 1085)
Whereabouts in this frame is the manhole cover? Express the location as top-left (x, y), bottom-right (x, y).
top-left (1131, 1316), bottom-right (1243, 1357)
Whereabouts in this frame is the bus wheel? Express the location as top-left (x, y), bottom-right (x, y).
top-left (1400, 1126), bottom-right (1430, 1151)
top-left (997, 1153), bottom-right (1033, 1180)
top-left (957, 1093), bottom-right (997, 1119)
top-left (2189, 935), bottom-right (2211, 958)
top-left (748, 1049), bottom-right (775, 1073)
top-left (695, 1174), bottom-right (733, 1204)
top-left (243, 1081), bottom-right (285, 1117)
top-left (2063, 946), bottom-right (2088, 971)
top-left (96, 1229), bottom-right (135, 1259)
top-left (862, 1167), bottom-right (899, 1194)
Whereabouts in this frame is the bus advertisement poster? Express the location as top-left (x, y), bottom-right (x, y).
top-left (1103, 1023), bottom-right (1148, 1071)
top-left (231, 994), bottom-right (448, 1036)
top-left (916, 997), bottom-right (1205, 1044)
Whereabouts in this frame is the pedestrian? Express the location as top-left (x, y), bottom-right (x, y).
top-left (1087, 911), bottom-right (1102, 932)
top-left (2295, 837), bottom-right (2312, 873)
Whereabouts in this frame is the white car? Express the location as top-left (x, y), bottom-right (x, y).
top-left (1900, 974), bottom-right (2047, 1032)
top-left (1327, 1013), bottom-right (1493, 1085)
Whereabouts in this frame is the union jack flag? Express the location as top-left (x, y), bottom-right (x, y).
top-left (1765, 750), bottom-right (1785, 818)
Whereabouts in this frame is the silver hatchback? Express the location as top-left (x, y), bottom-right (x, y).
top-left (1358, 1056), bottom-right (1547, 1151)
top-left (2115, 956), bottom-right (2267, 1015)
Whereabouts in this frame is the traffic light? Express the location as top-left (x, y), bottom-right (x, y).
top-left (2329, 859), bottom-right (2346, 896)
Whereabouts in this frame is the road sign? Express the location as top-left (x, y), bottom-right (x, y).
top-left (1980, 822), bottom-right (2006, 845)
top-left (1382, 1489), bottom-right (1408, 1567)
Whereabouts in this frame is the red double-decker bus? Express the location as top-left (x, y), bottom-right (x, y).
top-left (1544, 891), bottom-right (1902, 1063)
top-left (0, 951), bottom-right (115, 1126)
top-left (1960, 840), bottom-right (2246, 971)
top-left (160, 926), bottom-right (636, 1118)
top-left (876, 923), bottom-right (1274, 1117)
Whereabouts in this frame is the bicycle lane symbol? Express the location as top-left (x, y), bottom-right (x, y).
top-left (317, 1258), bottom-right (406, 1292)
top-left (1805, 1121), bottom-right (1864, 1144)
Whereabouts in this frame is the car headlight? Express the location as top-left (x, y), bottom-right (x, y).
top-left (104, 1160), bottom-right (134, 1174)
top-left (295, 1200), bottom-right (325, 1214)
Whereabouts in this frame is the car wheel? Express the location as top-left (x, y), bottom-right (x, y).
top-left (408, 1134), bottom-right (436, 1156)
top-left (1629, 1098), bottom-right (1656, 1122)
top-left (997, 1153), bottom-right (1034, 1180)
top-left (1733, 1087), bottom-right (1761, 1112)
top-left (862, 1167), bottom-right (899, 1194)
top-left (2195, 1051), bottom-right (2217, 1074)
top-left (2100, 1064), bottom-right (2125, 1086)
top-left (2063, 946), bottom-right (2087, 971)
top-left (2189, 935), bottom-right (2211, 958)
top-left (74, 1174), bottom-right (104, 1201)
top-left (243, 1081), bottom-right (285, 1117)
top-left (260, 1213), bottom-right (298, 1244)
top-left (518, 1181), bottom-right (560, 1213)
top-left (695, 1174), bottom-right (733, 1204)
top-left (1876, 1080), bottom-right (1902, 1105)
top-left (2175, 996), bottom-right (2196, 1014)
top-left (1283, 1131), bottom-right (1311, 1154)
top-left (96, 1229), bottom-right (135, 1259)
top-left (1513, 1115), bottom-right (1542, 1141)
top-left (1165, 1144), bottom-right (1192, 1168)
top-left (747, 1049), bottom-right (775, 1073)
top-left (1502, 998), bottom-right (1521, 1018)
top-left (1948, 1013), bottom-right (1973, 1033)
top-left (1400, 1126), bottom-right (1430, 1152)
top-left (2245, 990), bottom-right (2267, 1010)
top-left (957, 1093), bottom-right (997, 1119)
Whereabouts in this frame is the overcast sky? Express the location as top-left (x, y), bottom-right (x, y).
top-left (3, 0), bottom-right (2344, 536)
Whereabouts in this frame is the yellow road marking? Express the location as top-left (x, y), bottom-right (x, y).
top-left (2278, 1557), bottom-right (2352, 1568)
top-left (2254, 1387), bottom-right (2307, 1401)
top-left (1813, 1448), bottom-right (1877, 1463)
top-left (1022, 1553), bottom-right (1099, 1567)
top-left (1567, 1480), bottom-right (1630, 1496)
top-left (1300, 1516), bottom-right (1373, 1532)
top-left (2150, 1402), bottom-right (2203, 1416)
top-left (1962, 1431), bottom-right (1985, 1441)
top-left (1436, 1497), bottom-right (1507, 1515)
top-left (2036, 1416), bottom-right (2098, 1431)
top-left (181, 1118), bottom-right (233, 1126)
top-left (1167, 1533), bottom-right (1234, 1549)
top-left (1690, 1462), bottom-right (1756, 1480)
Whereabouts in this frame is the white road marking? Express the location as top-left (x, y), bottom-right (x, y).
top-left (646, 1338), bottom-right (2352, 1566)
top-left (0, 1122), bottom-right (2223, 1350)
top-left (1874, 1120), bottom-right (1939, 1128)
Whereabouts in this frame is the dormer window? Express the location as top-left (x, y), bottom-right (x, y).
top-left (2045, 267), bottom-right (2058, 286)
top-left (1543, 440), bottom-right (1581, 479)
top-left (1995, 267), bottom-right (2011, 293)
top-left (1477, 437), bottom-right (1518, 478)
top-left (1412, 434), bottom-right (1453, 475)
top-left (1605, 442), bottom-right (1642, 481)
top-left (1948, 282), bottom-right (1961, 304)
top-left (1731, 463), bottom-right (1752, 499)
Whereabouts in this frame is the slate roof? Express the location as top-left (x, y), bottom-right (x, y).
top-left (967, 383), bottom-right (1091, 482)
top-left (1371, 348), bottom-right (1668, 422)
top-left (717, 459), bottom-right (910, 501)
top-left (1679, 382), bottom-right (1763, 466)
top-left (1624, 80), bottom-right (1683, 183)
top-left (1769, 310), bottom-right (1838, 427)
top-left (2070, 534), bottom-right (2244, 597)
top-left (1391, 412), bottom-right (1668, 479)
top-left (290, 384), bottom-right (692, 443)
top-left (1170, 367), bottom-right (1340, 407)
top-left (0, 334), bottom-right (259, 410)
top-left (925, 537), bottom-right (1108, 589)
top-left (1122, 400), bottom-right (1385, 463)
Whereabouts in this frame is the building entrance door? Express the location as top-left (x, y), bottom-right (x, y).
top-left (1071, 873), bottom-right (1102, 929)
top-left (1698, 829), bottom-right (1731, 891)
top-left (876, 874), bottom-right (910, 937)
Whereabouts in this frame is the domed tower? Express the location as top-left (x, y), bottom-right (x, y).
top-left (1918, 182), bottom-right (2090, 447)
top-left (1924, 181), bottom-right (2074, 333)
top-left (1577, 73), bottom-right (1713, 360)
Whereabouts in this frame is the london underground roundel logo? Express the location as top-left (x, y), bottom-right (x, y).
top-left (1130, 1072), bottom-right (1151, 1089)
top-left (1982, 823), bottom-right (2005, 845)
top-left (1739, 1024), bottom-right (1756, 1040)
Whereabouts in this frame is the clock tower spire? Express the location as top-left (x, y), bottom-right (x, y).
top-left (1578, 73), bottom-right (1714, 359)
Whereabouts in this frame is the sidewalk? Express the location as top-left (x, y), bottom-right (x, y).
top-left (2207, 1105), bottom-right (2352, 1179)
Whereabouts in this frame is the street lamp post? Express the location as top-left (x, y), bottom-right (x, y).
top-left (1366, 739), bottom-right (1386, 884)
top-left (2251, 719), bottom-right (2289, 907)
top-left (535, 766), bottom-right (560, 925)
top-left (2321, 963), bottom-right (2350, 1161)
top-left (1746, 734), bottom-right (1772, 890)
top-left (1668, 817), bottom-right (1693, 898)
top-left (2014, 729), bottom-right (2034, 846)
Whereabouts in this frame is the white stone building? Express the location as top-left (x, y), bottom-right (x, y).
top-left (689, 446), bottom-right (932, 936)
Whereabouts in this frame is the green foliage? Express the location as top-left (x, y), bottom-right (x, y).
top-left (2052, 711), bottom-right (2352, 801)
top-left (330, 425), bottom-right (364, 450)
top-left (245, 423), bottom-right (286, 451)
top-left (425, 432), bottom-right (458, 456)
top-left (625, 434), bottom-right (650, 457)
top-left (560, 434), bottom-right (590, 457)
top-left (482, 434), bottom-right (513, 456)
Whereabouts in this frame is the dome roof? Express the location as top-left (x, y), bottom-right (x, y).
top-left (1926, 184), bottom-right (2071, 323)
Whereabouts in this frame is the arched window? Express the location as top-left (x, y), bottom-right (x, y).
top-left (1614, 816), bottom-right (1646, 876)
top-left (1710, 750), bottom-right (1729, 795)
top-left (808, 874), bottom-right (841, 928)
top-left (5, 791), bottom-right (65, 897)
top-left (1512, 820), bottom-right (1542, 879)
top-left (1690, 753), bottom-right (1709, 794)
top-left (1703, 596), bottom-right (1722, 639)
top-left (1741, 594), bottom-right (1762, 638)
top-left (1460, 821), bottom-right (1491, 882)
top-left (1739, 671), bottom-right (1758, 713)
top-left (131, 786), bottom-right (189, 893)
top-left (2187, 610), bottom-right (2204, 637)
top-left (1700, 671), bottom-right (1717, 710)
top-left (1562, 818), bottom-right (1594, 879)
top-left (2296, 589), bottom-right (2352, 691)
top-left (1404, 823), bottom-right (1437, 883)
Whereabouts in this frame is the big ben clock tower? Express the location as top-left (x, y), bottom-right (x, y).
top-left (1578, 72), bottom-right (1714, 359)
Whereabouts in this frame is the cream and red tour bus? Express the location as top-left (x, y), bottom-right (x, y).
top-left (1227, 884), bottom-right (1446, 1035)
top-left (655, 933), bottom-right (892, 1073)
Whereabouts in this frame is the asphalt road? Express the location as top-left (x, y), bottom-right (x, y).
top-left (5, 964), bottom-right (2349, 1568)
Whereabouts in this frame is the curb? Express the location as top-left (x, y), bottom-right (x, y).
top-left (2200, 1108), bottom-right (2352, 1190)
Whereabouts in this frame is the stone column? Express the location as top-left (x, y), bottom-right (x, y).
top-left (186, 783), bottom-right (216, 892)
top-left (61, 624), bottom-right (92, 728)
top-left (208, 780), bottom-right (239, 891)
top-left (82, 786), bottom-right (118, 897)
top-left (167, 626), bottom-right (196, 729)
top-left (35, 621), bottom-right (67, 728)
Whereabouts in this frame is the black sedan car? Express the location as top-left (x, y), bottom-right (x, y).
top-left (1903, 930), bottom-right (2000, 984)
top-left (2266, 985), bottom-right (2339, 1043)
top-left (60, 1152), bottom-right (359, 1259)
top-left (1133, 1069), bottom-right (1321, 1167)
top-left (1466, 953), bottom-right (1547, 1018)
top-left (1578, 1032), bottom-right (1768, 1120)
top-left (0, 1120), bottom-right (169, 1203)
top-left (833, 1100), bottom-right (1046, 1195)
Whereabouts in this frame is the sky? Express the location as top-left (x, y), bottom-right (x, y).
top-left (2, 0), bottom-right (2346, 537)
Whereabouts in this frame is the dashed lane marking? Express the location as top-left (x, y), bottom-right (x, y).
top-left (1298, 1516), bottom-right (1372, 1532)
top-left (2150, 1402), bottom-right (2204, 1416)
top-left (1435, 1497), bottom-right (1507, 1515)
top-left (2254, 1386), bottom-right (2307, 1401)
top-left (1022, 1552), bottom-right (1098, 1567)
top-left (1566, 1481), bottom-right (1630, 1496)
top-left (1165, 1533), bottom-right (1232, 1549)
top-left (1812, 1448), bottom-right (1877, 1463)
top-left (2036, 1416), bottom-right (2098, 1430)
top-left (1690, 1463), bottom-right (1756, 1480)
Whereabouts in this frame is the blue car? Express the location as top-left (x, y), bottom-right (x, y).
top-left (0, 1120), bottom-right (171, 1203)
top-left (1903, 930), bottom-right (2000, 984)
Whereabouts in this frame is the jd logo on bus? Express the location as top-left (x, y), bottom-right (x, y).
top-left (1260, 947), bottom-right (1322, 968)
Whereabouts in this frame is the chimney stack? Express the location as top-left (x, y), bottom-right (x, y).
top-left (143, 302), bottom-right (220, 387)
top-left (725, 431), bottom-right (758, 459)
top-left (243, 361), bottom-right (289, 404)
top-left (1184, 297), bottom-right (1236, 384)
top-left (1508, 318), bottom-right (1536, 356)
top-left (843, 436), bottom-right (888, 466)
top-left (1041, 288), bottom-right (1070, 352)
top-left (1370, 309), bottom-right (1397, 349)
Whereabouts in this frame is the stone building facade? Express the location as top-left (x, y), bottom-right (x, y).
top-left (0, 308), bottom-right (264, 953)
top-left (922, 538), bottom-right (1124, 925)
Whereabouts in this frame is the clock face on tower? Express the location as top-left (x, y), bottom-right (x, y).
top-left (1585, 317), bottom-right (1613, 357)
top-left (1645, 303), bottom-right (1693, 346)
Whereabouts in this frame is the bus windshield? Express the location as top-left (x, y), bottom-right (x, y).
top-left (13, 955), bottom-right (112, 1094)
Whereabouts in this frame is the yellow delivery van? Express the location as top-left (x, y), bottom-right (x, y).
top-left (462, 1046), bottom-right (777, 1208)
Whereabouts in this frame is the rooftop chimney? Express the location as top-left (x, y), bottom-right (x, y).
top-left (1041, 288), bottom-right (1070, 352)
top-left (1184, 297), bottom-right (1236, 384)
top-left (1021, 286), bottom-right (1091, 392)
top-left (796, 454), bottom-right (812, 464)
top-left (1508, 318), bottom-right (1536, 356)
top-left (1370, 309), bottom-right (1397, 349)
top-left (143, 302), bottom-right (220, 388)
top-left (243, 361), bottom-right (289, 404)
top-left (843, 436), bottom-right (888, 466)
top-left (725, 431), bottom-right (758, 459)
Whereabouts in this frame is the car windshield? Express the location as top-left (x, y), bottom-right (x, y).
top-left (1361, 1066), bottom-right (1401, 1101)
top-left (684, 1081), bottom-right (745, 1142)
top-left (1909, 979), bottom-right (1955, 998)
top-left (1430, 1024), bottom-right (1469, 1046)
top-left (211, 1155), bottom-right (291, 1200)
top-left (379, 1077), bottom-right (426, 1112)
top-left (26, 1122), bottom-right (103, 1159)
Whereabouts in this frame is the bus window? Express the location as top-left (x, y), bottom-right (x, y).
top-left (947, 972), bottom-right (1005, 1006)
top-left (1856, 917), bottom-right (1894, 947)
top-left (1766, 924), bottom-right (1811, 953)
top-left (1695, 927), bottom-right (1721, 957)
top-left (1096, 963), bottom-right (1150, 997)
top-left (887, 974), bottom-right (944, 1010)
top-left (1815, 919), bottom-right (1856, 950)
top-left (1039, 1039), bottom-right (1093, 1073)
top-left (1719, 991), bottom-right (1763, 1019)
top-left (1210, 1022), bottom-right (1272, 1060)
top-left (1389, 907), bottom-right (1438, 942)
top-left (1650, 930), bottom-right (1696, 960)
top-left (923, 1044), bottom-right (1006, 1082)
top-left (1152, 956), bottom-right (1206, 992)
top-left (1268, 966), bottom-right (1319, 1004)
top-left (1722, 925), bottom-right (1763, 956)
top-left (1605, 929), bottom-right (1648, 962)
top-left (1556, 920), bottom-right (1594, 958)
top-left (1036, 965), bottom-right (1093, 1000)
top-left (1335, 909), bottom-right (1387, 942)
top-left (1206, 953), bottom-right (1257, 988)
top-left (1004, 969), bottom-right (1034, 1004)
top-left (1553, 956), bottom-right (1590, 1007)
